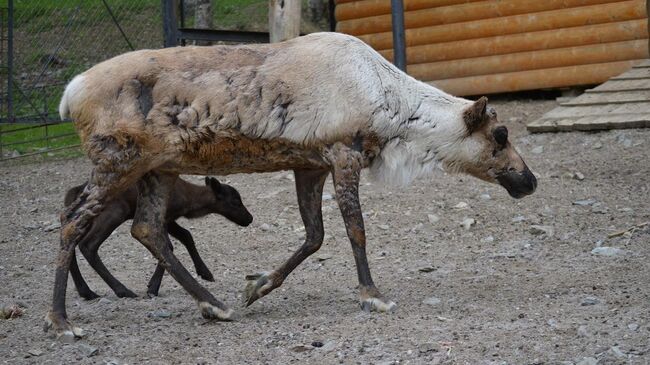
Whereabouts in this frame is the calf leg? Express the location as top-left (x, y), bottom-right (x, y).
top-left (79, 237), bottom-right (138, 298)
top-left (245, 169), bottom-right (328, 306)
top-left (69, 250), bottom-right (100, 300)
top-left (329, 144), bottom-right (395, 312)
top-left (131, 171), bottom-right (234, 321)
top-left (146, 239), bottom-right (174, 297)
top-left (168, 221), bottom-right (214, 282)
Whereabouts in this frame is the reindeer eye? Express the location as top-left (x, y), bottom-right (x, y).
top-left (493, 126), bottom-right (508, 147)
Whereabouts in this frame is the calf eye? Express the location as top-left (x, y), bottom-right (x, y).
top-left (493, 126), bottom-right (508, 147)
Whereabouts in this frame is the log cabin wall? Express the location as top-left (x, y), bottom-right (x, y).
top-left (335, 0), bottom-right (650, 96)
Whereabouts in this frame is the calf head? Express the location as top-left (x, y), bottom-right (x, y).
top-left (454, 97), bottom-right (537, 198)
top-left (205, 177), bottom-right (254, 226)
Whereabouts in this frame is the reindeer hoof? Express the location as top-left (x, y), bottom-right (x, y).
top-left (79, 290), bottom-right (100, 301)
top-left (360, 297), bottom-right (397, 313)
top-left (44, 311), bottom-right (85, 342)
top-left (198, 301), bottom-right (236, 321)
top-left (244, 271), bottom-right (276, 307)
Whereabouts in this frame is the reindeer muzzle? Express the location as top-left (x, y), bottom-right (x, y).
top-left (496, 167), bottom-right (537, 199)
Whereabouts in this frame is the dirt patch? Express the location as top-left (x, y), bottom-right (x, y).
top-left (0, 97), bottom-right (648, 364)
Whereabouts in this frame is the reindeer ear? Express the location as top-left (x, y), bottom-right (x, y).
top-left (463, 96), bottom-right (488, 134)
top-left (209, 177), bottom-right (222, 192)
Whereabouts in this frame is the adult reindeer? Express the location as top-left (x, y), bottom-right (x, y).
top-left (47, 32), bottom-right (536, 338)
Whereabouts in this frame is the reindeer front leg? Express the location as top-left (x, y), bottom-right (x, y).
top-left (328, 144), bottom-right (396, 313)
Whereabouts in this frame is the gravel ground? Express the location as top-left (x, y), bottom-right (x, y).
top-left (0, 97), bottom-right (648, 364)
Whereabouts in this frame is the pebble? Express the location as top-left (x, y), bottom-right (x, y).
top-left (512, 215), bottom-right (527, 223)
top-left (573, 199), bottom-right (596, 206)
top-left (581, 296), bottom-right (599, 306)
top-left (573, 172), bottom-right (585, 181)
top-left (627, 323), bottom-right (639, 331)
top-left (592, 141), bottom-right (603, 149)
top-left (77, 343), bottom-right (98, 357)
top-left (377, 224), bottom-right (390, 230)
top-left (479, 193), bottom-right (491, 200)
top-left (427, 214), bottom-right (440, 224)
top-left (590, 203), bottom-right (608, 214)
top-left (422, 296), bottom-right (441, 306)
top-left (311, 341), bottom-right (324, 348)
top-left (576, 357), bottom-right (598, 365)
top-left (26, 349), bottom-right (43, 357)
top-left (577, 325), bottom-right (589, 337)
top-left (148, 310), bottom-right (172, 319)
top-left (529, 225), bottom-right (554, 237)
top-left (259, 223), bottom-right (271, 231)
top-left (531, 145), bottom-right (544, 154)
top-left (418, 266), bottom-right (436, 273)
top-left (481, 235), bottom-right (495, 243)
top-left (454, 202), bottom-right (469, 209)
top-left (418, 342), bottom-right (440, 353)
top-left (460, 218), bottom-right (476, 230)
top-left (591, 246), bottom-right (624, 257)
top-left (609, 346), bottom-right (626, 359)
top-left (322, 193), bottom-right (333, 201)
top-left (291, 344), bottom-right (313, 353)
top-left (97, 298), bottom-right (112, 305)
top-left (43, 222), bottom-right (61, 232)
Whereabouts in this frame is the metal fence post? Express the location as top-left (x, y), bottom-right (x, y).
top-left (162, 0), bottom-right (178, 47)
top-left (390, 0), bottom-right (406, 72)
top-left (7, 0), bottom-right (13, 122)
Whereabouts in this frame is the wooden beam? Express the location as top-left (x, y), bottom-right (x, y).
top-left (269, 0), bottom-right (301, 43)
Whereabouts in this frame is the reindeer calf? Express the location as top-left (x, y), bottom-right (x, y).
top-left (65, 177), bottom-right (252, 299)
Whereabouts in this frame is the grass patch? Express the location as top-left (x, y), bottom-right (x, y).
top-left (0, 122), bottom-right (81, 157)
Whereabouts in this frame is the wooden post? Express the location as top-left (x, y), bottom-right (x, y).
top-left (269, 0), bottom-right (301, 43)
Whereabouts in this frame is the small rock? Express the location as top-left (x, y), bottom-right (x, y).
top-left (26, 349), bottom-right (43, 357)
top-left (609, 346), bottom-right (626, 359)
top-left (97, 298), bottom-right (112, 305)
top-left (529, 225), bottom-right (554, 237)
top-left (77, 343), bottom-right (98, 357)
top-left (291, 345), bottom-right (313, 353)
top-left (627, 323), bottom-right (639, 331)
top-left (148, 310), bottom-right (172, 319)
top-left (573, 172), bottom-right (585, 181)
top-left (573, 199), bottom-right (597, 206)
top-left (11, 150), bottom-right (20, 158)
top-left (377, 224), bottom-right (389, 230)
top-left (581, 297), bottom-right (599, 306)
top-left (531, 145), bottom-right (544, 154)
top-left (576, 357), bottom-right (598, 365)
top-left (617, 135), bottom-right (633, 147)
top-left (541, 206), bottom-right (555, 218)
top-left (591, 203), bottom-right (608, 214)
top-left (315, 254), bottom-right (332, 262)
top-left (479, 193), bottom-right (491, 200)
top-left (460, 218), bottom-right (476, 230)
top-left (481, 235), bottom-right (494, 243)
top-left (259, 223), bottom-right (271, 231)
top-left (577, 325), bottom-right (589, 337)
top-left (311, 341), bottom-right (324, 348)
top-left (58, 332), bottom-right (77, 344)
top-left (592, 141), bottom-right (603, 149)
top-left (511, 215), bottom-right (527, 223)
top-left (591, 246), bottom-right (624, 257)
top-left (418, 266), bottom-right (436, 273)
top-left (454, 202), bottom-right (469, 209)
top-left (322, 193), bottom-right (333, 201)
top-left (423, 296), bottom-right (441, 306)
top-left (418, 342), bottom-right (440, 353)
top-left (427, 214), bottom-right (440, 224)
top-left (29, 207), bottom-right (38, 213)
top-left (284, 173), bottom-right (295, 182)
top-left (43, 222), bottom-right (61, 232)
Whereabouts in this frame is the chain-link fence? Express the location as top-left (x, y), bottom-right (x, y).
top-left (0, 0), bottom-right (162, 160)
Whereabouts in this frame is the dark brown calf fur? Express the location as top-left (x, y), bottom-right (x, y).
top-left (65, 177), bottom-right (252, 299)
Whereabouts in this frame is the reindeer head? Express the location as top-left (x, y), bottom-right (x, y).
top-left (205, 177), bottom-right (254, 226)
top-left (453, 97), bottom-right (537, 198)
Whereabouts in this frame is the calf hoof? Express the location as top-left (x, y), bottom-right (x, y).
top-left (244, 271), bottom-right (277, 307)
top-left (79, 290), bottom-right (100, 301)
top-left (43, 311), bottom-right (85, 342)
top-left (198, 301), bottom-right (236, 321)
top-left (115, 288), bottom-right (138, 298)
top-left (196, 268), bottom-right (215, 282)
top-left (360, 297), bottom-right (397, 313)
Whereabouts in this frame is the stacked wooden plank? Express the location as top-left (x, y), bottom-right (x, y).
top-left (527, 60), bottom-right (650, 132)
top-left (335, 0), bottom-right (650, 96)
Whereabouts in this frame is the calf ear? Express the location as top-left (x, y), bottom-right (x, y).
top-left (209, 177), bottom-right (222, 192)
top-left (463, 96), bottom-right (488, 134)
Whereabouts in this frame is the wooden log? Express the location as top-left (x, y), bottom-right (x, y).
top-left (337, 0), bottom-right (620, 36)
top-left (335, 0), bottom-right (481, 21)
top-left (358, 0), bottom-right (647, 51)
top-left (429, 60), bottom-right (642, 96)
top-left (380, 20), bottom-right (648, 65)
top-left (409, 40), bottom-right (649, 81)
top-left (269, 0), bottom-right (301, 43)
